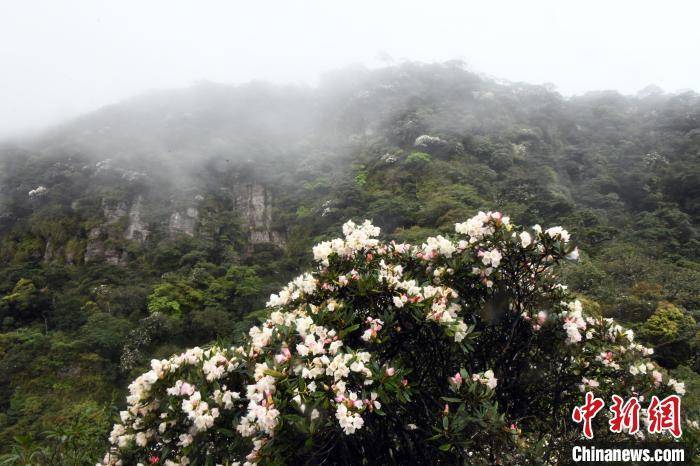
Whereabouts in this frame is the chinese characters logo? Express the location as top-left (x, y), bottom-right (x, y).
top-left (572, 392), bottom-right (681, 439)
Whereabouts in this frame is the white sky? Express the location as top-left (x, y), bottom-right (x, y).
top-left (1, 0), bottom-right (699, 137)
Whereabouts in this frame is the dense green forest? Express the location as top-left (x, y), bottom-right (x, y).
top-left (0, 62), bottom-right (698, 461)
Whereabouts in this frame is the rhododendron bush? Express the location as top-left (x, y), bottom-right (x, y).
top-left (101, 212), bottom-right (692, 465)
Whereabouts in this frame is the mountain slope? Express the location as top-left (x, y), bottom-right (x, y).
top-left (0, 62), bottom-right (698, 456)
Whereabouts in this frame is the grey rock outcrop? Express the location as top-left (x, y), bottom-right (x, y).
top-left (125, 195), bottom-right (149, 243)
top-left (234, 182), bottom-right (285, 247)
top-left (102, 199), bottom-right (128, 224)
top-left (84, 197), bottom-right (134, 265)
top-left (43, 238), bottom-right (54, 261)
top-left (168, 208), bottom-right (198, 237)
top-left (85, 226), bottom-right (126, 265)
top-left (84, 227), bottom-right (105, 263)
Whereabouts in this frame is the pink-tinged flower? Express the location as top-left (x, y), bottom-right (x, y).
top-left (274, 347), bottom-right (292, 364)
top-left (148, 456), bottom-right (159, 465)
top-left (385, 367), bottom-right (396, 376)
top-left (443, 404), bottom-right (450, 415)
top-left (537, 311), bottom-right (548, 325)
top-left (448, 372), bottom-right (463, 390)
top-left (180, 382), bottom-right (195, 396)
top-left (583, 378), bottom-right (599, 388)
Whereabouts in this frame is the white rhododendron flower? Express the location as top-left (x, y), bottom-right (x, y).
top-left (472, 370), bottom-right (498, 389)
top-left (566, 247), bottom-right (579, 260)
top-left (544, 226), bottom-right (570, 242)
top-left (520, 231), bottom-right (532, 248)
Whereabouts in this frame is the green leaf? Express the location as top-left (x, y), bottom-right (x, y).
top-left (340, 323), bottom-right (360, 337)
top-left (441, 396), bottom-right (462, 403)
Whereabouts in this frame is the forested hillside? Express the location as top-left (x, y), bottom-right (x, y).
top-left (0, 62), bottom-right (698, 460)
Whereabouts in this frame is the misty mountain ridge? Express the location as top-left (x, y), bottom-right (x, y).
top-left (2, 62), bottom-right (699, 260)
top-left (9, 62), bottom-right (696, 168)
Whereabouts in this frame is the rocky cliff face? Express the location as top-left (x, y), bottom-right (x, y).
top-left (84, 198), bottom-right (140, 265)
top-left (125, 195), bottom-right (149, 243)
top-left (84, 224), bottom-right (127, 265)
top-left (43, 238), bottom-right (54, 262)
top-left (234, 182), bottom-right (285, 247)
top-left (102, 200), bottom-right (129, 225)
top-left (41, 180), bottom-right (282, 266)
top-left (168, 207), bottom-right (198, 237)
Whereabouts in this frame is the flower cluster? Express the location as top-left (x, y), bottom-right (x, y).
top-left (561, 299), bottom-right (587, 344)
top-left (454, 211), bottom-right (506, 240)
top-left (28, 185), bottom-right (48, 198)
top-left (101, 212), bottom-right (693, 465)
top-left (471, 370), bottom-right (498, 389)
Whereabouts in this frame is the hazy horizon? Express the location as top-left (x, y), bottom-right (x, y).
top-left (2, 0), bottom-right (699, 138)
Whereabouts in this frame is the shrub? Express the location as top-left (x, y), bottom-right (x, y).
top-left (100, 212), bottom-right (694, 465)
top-left (405, 151), bottom-right (432, 166)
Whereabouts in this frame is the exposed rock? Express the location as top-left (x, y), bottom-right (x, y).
top-left (270, 231), bottom-right (286, 245)
top-left (104, 248), bottom-right (128, 266)
top-left (234, 182), bottom-right (285, 247)
top-left (88, 226), bottom-right (102, 240)
top-left (43, 238), bottom-right (53, 261)
top-left (43, 237), bottom-right (71, 263)
top-left (84, 228), bottom-right (105, 263)
top-left (85, 227), bottom-right (126, 264)
top-left (102, 199), bottom-right (128, 224)
top-left (85, 226), bottom-right (127, 265)
top-left (125, 195), bottom-right (149, 243)
top-left (168, 208), bottom-right (198, 237)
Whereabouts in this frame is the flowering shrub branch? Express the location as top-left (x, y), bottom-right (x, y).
top-left (100, 212), bottom-right (693, 465)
